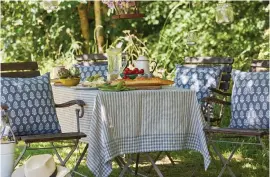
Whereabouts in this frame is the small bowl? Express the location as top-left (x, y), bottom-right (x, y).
top-left (120, 73), bottom-right (138, 79)
top-left (59, 78), bottom-right (80, 86)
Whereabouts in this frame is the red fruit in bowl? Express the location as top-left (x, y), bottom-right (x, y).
top-left (133, 68), bottom-right (139, 74)
top-left (128, 70), bottom-right (135, 74)
top-left (123, 70), bottom-right (129, 75)
top-left (139, 69), bottom-right (144, 74)
top-left (123, 75), bottom-right (128, 79)
top-left (129, 70), bottom-right (135, 74)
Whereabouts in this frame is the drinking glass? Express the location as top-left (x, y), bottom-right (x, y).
top-left (107, 48), bottom-right (122, 81)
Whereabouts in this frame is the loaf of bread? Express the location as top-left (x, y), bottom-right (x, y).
top-left (111, 77), bottom-right (174, 86)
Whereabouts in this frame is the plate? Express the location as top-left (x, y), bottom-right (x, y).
top-left (71, 86), bottom-right (98, 90)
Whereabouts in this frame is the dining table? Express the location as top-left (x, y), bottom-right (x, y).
top-left (52, 86), bottom-right (211, 177)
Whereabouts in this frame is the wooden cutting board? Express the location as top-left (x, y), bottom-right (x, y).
top-left (128, 85), bottom-right (161, 90)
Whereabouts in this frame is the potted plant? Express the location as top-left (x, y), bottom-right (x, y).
top-left (111, 30), bottom-right (156, 74)
top-left (111, 30), bottom-right (149, 62)
top-left (57, 67), bottom-right (81, 86)
top-left (0, 108), bottom-right (16, 177)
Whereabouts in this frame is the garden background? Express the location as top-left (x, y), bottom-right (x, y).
top-left (1, 1), bottom-right (269, 75)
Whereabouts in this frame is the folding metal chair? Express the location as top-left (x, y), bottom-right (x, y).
top-left (1, 62), bottom-right (88, 176)
top-left (202, 60), bottom-right (269, 177)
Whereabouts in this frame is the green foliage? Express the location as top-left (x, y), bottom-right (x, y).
top-left (138, 1), bottom-right (269, 74)
top-left (1, 1), bottom-right (83, 73)
top-left (1, 1), bottom-right (269, 75)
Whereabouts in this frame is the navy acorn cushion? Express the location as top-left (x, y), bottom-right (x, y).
top-left (229, 71), bottom-right (269, 129)
top-left (75, 65), bottom-right (108, 81)
top-left (1, 73), bottom-right (61, 136)
top-left (174, 65), bottom-right (222, 102)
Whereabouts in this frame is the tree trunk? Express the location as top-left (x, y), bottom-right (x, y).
top-left (78, 3), bottom-right (90, 52)
top-left (94, 0), bottom-right (105, 53)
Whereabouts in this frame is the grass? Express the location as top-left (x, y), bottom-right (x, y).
top-left (14, 106), bottom-right (269, 177)
top-left (14, 137), bottom-right (269, 177)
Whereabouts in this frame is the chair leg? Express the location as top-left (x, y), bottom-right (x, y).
top-left (14, 144), bottom-right (27, 167)
top-left (51, 140), bottom-right (79, 166)
top-left (165, 152), bottom-right (175, 165)
top-left (211, 142), bottom-right (237, 177)
top-left (51, 142), bottom-right (65, 165)
top-left (147, 151), bottom-right (162, 173)
top-left (115, 156), bottom-right (124, 169)
top-left (118, 154), bottom-right (154, 177)
top-left (119, 156), bottom-right (134, 177)
top-left (71, 143), bottom-right (89, 177)
top-left (135, 153), bottom-right (140, 175)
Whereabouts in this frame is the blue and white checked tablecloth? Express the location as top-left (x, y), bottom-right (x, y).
top-left (52, 86), bottom-right (211, 177)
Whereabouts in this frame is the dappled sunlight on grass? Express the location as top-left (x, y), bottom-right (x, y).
top-left (13, 139), bottom-right (269, 176)
top-left (14, 143), bottom-right (269, 177)
top-left (242, 163), bottom-right (257, 170)
top-left (156, 156), bottom-right (178, 165)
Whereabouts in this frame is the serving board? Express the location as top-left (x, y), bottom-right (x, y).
top-left (71, 86), bottom-right (98, 90)
top-left (128, 85), bottom-right (161, 90)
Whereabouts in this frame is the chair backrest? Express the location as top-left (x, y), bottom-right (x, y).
top-left (184, 57), bottom-right (234, 92)
top-left (228, 59), bottom-right (269, 130)
top-left (76, 54), bottom-right (108, 65)
top-left (1, 62), bottom-right (40, 78)
top-left (76, 53), bottom-right (128, 66)
top-left (249, 60), bottom-right (269, 72)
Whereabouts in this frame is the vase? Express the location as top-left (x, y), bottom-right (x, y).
top-left (0, 142), bottom-right (15, 177)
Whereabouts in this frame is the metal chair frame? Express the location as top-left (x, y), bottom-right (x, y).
top-left (203, 59), bottom-right (269, 177)
top-left (1, 62), bottom-right (88, 177)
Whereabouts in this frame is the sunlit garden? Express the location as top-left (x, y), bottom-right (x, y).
top-left (0, 1), bottom-right (269, 177)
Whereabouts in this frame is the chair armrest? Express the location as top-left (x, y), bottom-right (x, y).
top-left (201, 97), bottom-right (231, 106)
top-left (209, 88), bottom-right (231, 97)
top-left (55, 100), bottom-right (86, 108)
top-left (55, 100), bottom-right (86, 119)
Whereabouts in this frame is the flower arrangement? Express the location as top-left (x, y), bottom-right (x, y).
top-left (102, 0), bottom-right (144, 19)
top-left (57, 67), bottom-right (80, 79)
top-left (57, 67), bottom-right (81, 86)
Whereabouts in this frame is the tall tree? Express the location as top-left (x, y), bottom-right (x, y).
top-left (78, 2), bottom-right (90, 52)
top-left (94, 0), bottom-right (105, 53)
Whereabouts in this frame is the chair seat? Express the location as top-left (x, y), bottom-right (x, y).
top-left (204, 127), bottom-right (268, 137)
top-left (19, 132), bottom-right (87, 143)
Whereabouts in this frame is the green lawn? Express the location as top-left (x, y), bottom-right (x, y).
top-left (15, 137), bottom-right (269, 177)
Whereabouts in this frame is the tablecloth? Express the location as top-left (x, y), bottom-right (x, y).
top-left (52, 86), bottom-right (211, 177)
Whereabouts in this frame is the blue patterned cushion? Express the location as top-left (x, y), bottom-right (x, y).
top-left (76, 65), bottom-right (108, 81)
top-left (1, 73), bottom-right (61, 136)
top-left (174, 65), bottom-right (222, 101)
top-left (231, 69), bottom-right (241, 81)
top-left (229, 72), bottom-right (269, 129)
